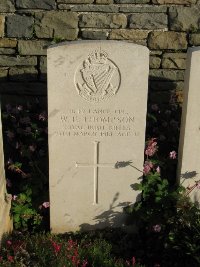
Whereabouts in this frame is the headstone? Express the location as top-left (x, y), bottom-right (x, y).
top-left (178, 47), bottom-right (200, 202)
top-left (48, 41), bottom-right (149, 233)
top-left (0, 104), bottom-right (12, 241)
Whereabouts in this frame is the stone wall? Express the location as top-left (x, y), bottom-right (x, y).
top-left (0, 0), bottom-right (200, 104)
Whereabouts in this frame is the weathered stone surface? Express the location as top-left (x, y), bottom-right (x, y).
top-left (48, 41), bottom-right (149, 233)
top-left (9, 67), bottom-right (38, 81)
top-left (109, 29), bottom-right (149, 42)
top-left (150, 50), bottom-right (163, 56)
top-left (150, 81), bottom-right (184, 91)
top-left (149, 69), bottom-right (185, 81)
top-left (190, 33), bottom-right (200, 46)
top-left (79, 14), bottom-right (127, 28)
top-left (0, 67), bottom-right (8, 80)
top-left (148, 32), bottom-right (187, 50)
top-left (178, 47), bottom-right (200, 202)
top-left (0, 55), bottom-right (37, 66)
top-left (82, 30), bottom-right (109, 39)
top-left (39, 56), bottom-right (47, 81)
top-left (0, 107), bottom-right (12, 242)
top-left (0, 38), bottom-right (17, 48)
top-left (0, 48), bottom-right (15, 54)
top-left (0, 0), bottom-right (15, 12)
top-left (129, 13), bottom-right (167, 30)
top-left (115, 0), bottom-right (150, 3)
top-left (57, 0), bottom-right (94, 3)
top-left (65, 4), bottom-right (119, 12)
top-left (96, 0), bottom-right (113, 3)
top-left (162, 53), bottom-right (186, 69)
top-left (0, 16), bottom-right (5, 38)
top-left (120, 5), bottom-right (167, 13)
top-left (169, 6), bottom-right (200, 32)
top-left (16, 0), bottom-right (56, 9)
top-left (35, 11), bottom-right (78, 39)
top-left (6, 15), bottom-right (34, 38)
top-left (18, 40), bottom-right (50, 55)
top-left (152, 0), bottom-right (196, 4)
top-left (150, 56), bottom-right (161, 69)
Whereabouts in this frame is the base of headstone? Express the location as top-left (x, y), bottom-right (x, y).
top-left (0, 194), bottom-right (12, 243)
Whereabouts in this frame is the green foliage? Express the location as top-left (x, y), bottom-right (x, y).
top-left (2, 101), bottom-right (49, 232)
top-left (0, 233), bottom-right (143, 267)
top-left (11, 188), bottom-right (42, 231)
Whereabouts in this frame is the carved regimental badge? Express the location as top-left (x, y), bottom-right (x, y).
top-left (75, 49), bottom-right (121, 103)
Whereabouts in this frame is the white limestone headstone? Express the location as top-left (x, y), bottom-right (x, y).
top-left (0, 104), bottom-right (12, 241)
top-left (48, 41), bottom-right (149, 233)
top-left (178, 47), bottom-right (200, 202)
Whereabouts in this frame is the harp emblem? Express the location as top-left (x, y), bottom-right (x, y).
top-left (75, 49), bottom-right (121, 103)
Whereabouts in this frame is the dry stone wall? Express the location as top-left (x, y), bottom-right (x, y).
top-left (0, 0), bottom-right (200, 103)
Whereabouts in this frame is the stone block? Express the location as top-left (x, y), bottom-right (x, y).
top-left (6, 14), bottom-right (34, 38)
top-left (0, 55), bottom-right (37, 66)
top-left (0, 38), bottom-right (17, 48)
top-left (169, 6), bottom-right (200, 32)
top-left (0, 67), bottom-right (8, 80)
top-left (79, 13), bottom-right (127, 28)
top-left (149, 69), bottom-right (185, 81)
top-left (0, 16), bottom-right (5, 38)
top-left (189, 34), bottom-right (200, 46)
top-left (162, 53), bottom-right (186, 69)
top-left (148, 32), bottom-right (187, 50)
top-left (66, 4), bottom-right (119, 12)
top-left (150, 56), bottom-right (161, 69)
top-left (16, 0), bottom-right (56, 9)
top-left (18, 40), bottom-right (50, 55)
top-left (0, 0), bottom-right (15, 12)
top-left (35, 11), bottom-right (78, 39)
top-left (57, 0), bottom-right (94, 3)
top-left (120, 5), bottom-right (167, 13)
top-left (82, 30), bottom-right (109, 39)
top-left (0, 48), bottom-right (15, 55)
top-left (39, 56), bottom-right (47, 81)
top-left (9, 67), bottom-right (38, 81)
top-left (115, 0), bottom-right (150, 3)
top-left (129, 13), bottom-right (167, 30)
top-left (109, 29), bottom-right (149, 42)
top-left (152, 0), bottom-right (196, 3)
top-left (96, 0), bottom-right (113, 3)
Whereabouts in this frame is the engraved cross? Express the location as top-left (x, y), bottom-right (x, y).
top-left (76, 141), bottom-right (115, 205)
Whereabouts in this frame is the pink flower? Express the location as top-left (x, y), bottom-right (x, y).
top-left (16, 105), bottom-right (23, 111)
top-left (7, 240), bottom-right (12, 246)
top-left (156, 166), bottom-right (161, 174)
top-left (132, 257), bottom-right (136, 265)
top-left (143, 161), bottom-right (154, 176)
top-left (145, 138), bottom-right (158, 157)
top-left (51, 241), bottom-right (61, 254)
top-left (29, 145), bottom-right (36, 152)
top-left (39, 111), bottom-right (47, 121)
top-left (153, 224), bottom-right (161, 232)
top-left (82, 260), bottom-right (88, 267)
top-left (12, 195), bottom-right (18, 201)
top-left (169, 151), bottom-right (177, 159)
top-left (42, 202), bottom-right (50, 208)
top-left (7, 255), bottom-right (14, 262)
